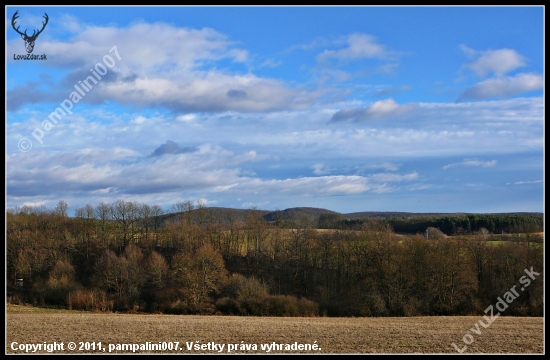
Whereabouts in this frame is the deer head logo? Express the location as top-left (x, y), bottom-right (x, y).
top-left (11, 11), bottom-right (49, 54)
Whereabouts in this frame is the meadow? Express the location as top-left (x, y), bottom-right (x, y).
top-left (6, 305), bottom-right (544, 354)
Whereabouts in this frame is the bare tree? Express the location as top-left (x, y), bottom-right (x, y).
top-left (54, 200), bottom-right (69, 218)
top-left (95, 202), bottom-right (112, 246)
top-left (146, 251), bottom-right (169, 288)
top-left (150, 205), bottom-right (164, 231)
top-left (111, 200), bottom-right (140, 248)
top-left (75, 204), bottom-right (97, 259)
top-left (172, 200), bottom-right (194, 224)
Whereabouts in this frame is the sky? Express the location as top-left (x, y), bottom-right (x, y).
top-left (5, 6), bottom-right (544, 215)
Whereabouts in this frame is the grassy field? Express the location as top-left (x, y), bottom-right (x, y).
top-left (6, 305), bottom-right (543, 354)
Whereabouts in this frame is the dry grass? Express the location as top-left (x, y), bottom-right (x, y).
top-left (6, 305), bottom-right (543, 354)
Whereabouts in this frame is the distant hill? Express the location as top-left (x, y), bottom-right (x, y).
top-left (263, 207), bottom-right (340, 224)
top-left (160, 207), bottom-right (270, 225)
top-left (340, 212), bottom-right (476, 220)
top-left (159, 206), bottom-right (543, 231)
top-left (161, 206), bottom-right (340, 226)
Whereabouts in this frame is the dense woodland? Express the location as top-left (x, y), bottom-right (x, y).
top-left (317, 212), bottom-right (544, 235)
top-left (6, 200), bottom-right (544, 317)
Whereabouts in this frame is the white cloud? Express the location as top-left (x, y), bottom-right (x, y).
top-left (101, 72), bottom-right (317, 112)
top-left (459, 44), bottom-right (478, 59)
top-left (369, 172), bottom-right (418, 182)
top-left (241, 201), bottom-right (270, 209)
top-left (317, 33), bottom-right (388, 62)
top-left (368, 98), bottom-right (401, 115)
top-left (458, 73), bottom-right (543, 101)
top-left (465, 48), bottom-right (526, 78)
top-left (260, 59), bottom-right (282, 68)
top-left (365, 163), bottom-right (400, 172)
top-left (7, 96), bottom-right (542, 164)
top-left (506, 180), bottom-right (543, 185)
top-left (312, 163), bottom-right (331, 175)
top-left (176, 114), bottom-right (197, 122)
top-left (456, 47), bottom-right (540, 102)
top-left (442, 159), bottom-right (497, 170)
top-left (6, 141), bottom-right (424, 210)
top-left (56, 13), bottom-right (86, 33)
top-left (132, 116), bottom-right (147, 125)
top-left (331, 99), bottom-right (414, 122)
top-left (372, 85), bottom-right (411, 97)
top-left (197, 198), bottom-right (217, 206)
top-left (239, 175), bottom-right (373, 195)
top-left (8, 21), bottom-right (322, 113)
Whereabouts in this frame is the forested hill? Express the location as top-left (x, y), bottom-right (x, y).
top-left (342, 211), bottom-right (543, 219)
top-left (159, 206), bottom-right (543, 235)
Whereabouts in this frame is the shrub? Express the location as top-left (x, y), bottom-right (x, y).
top-left (426, 227), bottom-right (447, 240)
top-left (67, 289), bottom-right (113, 312)
top-left (165, 299), bottom-right (189, 315)
top-left (218, 274), bottom-right (269, 300)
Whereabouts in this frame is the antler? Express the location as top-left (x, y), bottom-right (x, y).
top-left (11, 11), bottom-right (49, 39)
top-left (11, 10), bottom-right (25, 36)
top-left (33, 13), bottom-right (49, 38)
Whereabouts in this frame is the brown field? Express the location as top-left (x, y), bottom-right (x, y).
top-left (5, 305), bottom-right (543, 354)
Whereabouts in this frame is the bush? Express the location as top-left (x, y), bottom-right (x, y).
top-left (241, 296), bottom-right (269, 316)
top-left (218, 274), bottom-right (269, 300)
top-left (266, 295), bottom-right (318, 317)
top-left (215, 297), bottom-right (241, 315)
top-left (67, 289), bottom-right (113, 312)
top-left (165, 299), bottom-right (189, 315)
top-left (215, 274), bottom-right (319, 317)
top-left (426, 227), bottom-right (447, 240)
top-left (296, 297), bottom-right (319, 317)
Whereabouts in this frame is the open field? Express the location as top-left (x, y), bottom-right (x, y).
top-left (6, 305), bottom-right (543, 354)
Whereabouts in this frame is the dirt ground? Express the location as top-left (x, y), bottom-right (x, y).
top-left (6, 305), bottom-right (544, 354)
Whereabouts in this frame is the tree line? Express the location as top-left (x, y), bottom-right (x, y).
top-left (317, 212), bottom-right (543, 235)
top-left (6, 200), bottom-right (543, 317)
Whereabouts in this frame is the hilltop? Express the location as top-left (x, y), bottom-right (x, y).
top-left (159, 206), bottom-right (543, 232)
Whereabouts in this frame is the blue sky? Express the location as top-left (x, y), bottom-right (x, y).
top-left (6, 6), bottom-right (544, 215)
